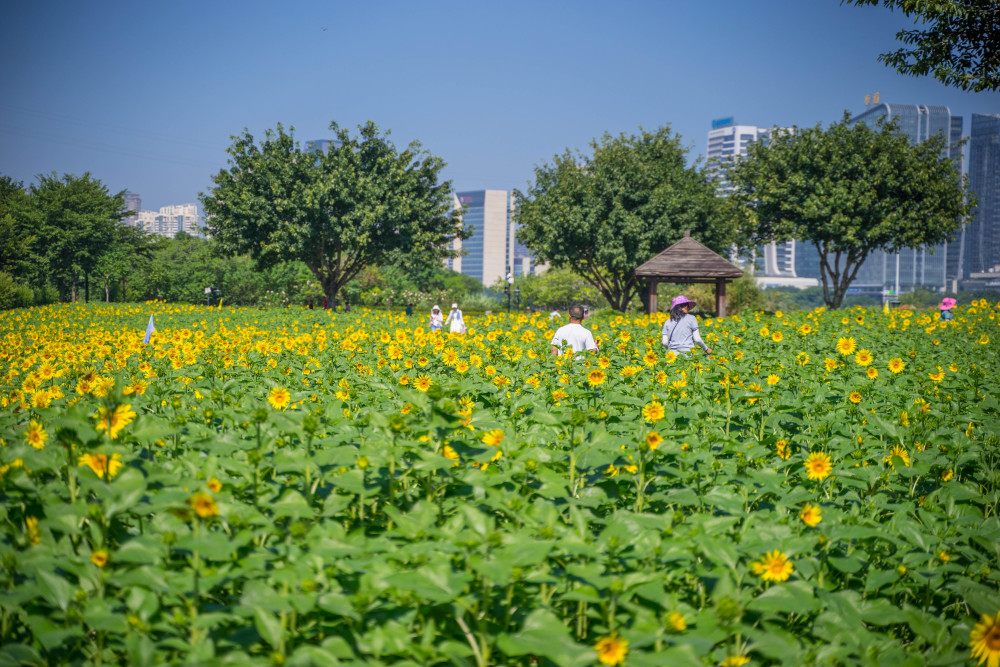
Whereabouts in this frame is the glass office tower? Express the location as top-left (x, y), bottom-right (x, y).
top-left (814, 103), bottom-right (965, 293)
top-left (966, 114), bottom-right (1000, 277)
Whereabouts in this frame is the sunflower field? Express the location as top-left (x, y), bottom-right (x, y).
top-left (1, 301), bottom-right (999, 666)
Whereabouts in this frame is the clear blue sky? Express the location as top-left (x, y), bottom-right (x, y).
top-left (2, 0), bottom-right (998, 211)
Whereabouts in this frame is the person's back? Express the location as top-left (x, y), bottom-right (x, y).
top-left (550, 305), bottom-right (597, 355)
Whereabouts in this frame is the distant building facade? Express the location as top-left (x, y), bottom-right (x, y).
top-left (122, 192), bottom-right (141, 227)
top-left (706, 118), bottom-right (799, 279)
top-left (136, 203), bottom-right (201, 238)
top-left (966, 114), bottom-right (1000, 281)
top-left (449, 190), bottom-right (538, 286)
top-left (809, 103), bottom-right (965, 294)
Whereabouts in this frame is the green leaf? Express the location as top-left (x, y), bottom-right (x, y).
top-left (747, 580), bottom-right (821, 614)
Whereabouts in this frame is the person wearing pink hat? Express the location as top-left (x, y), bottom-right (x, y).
top-left (939, 297), bottom-right (956, 322)
top-left (661, 295), bottom-right (711, 355)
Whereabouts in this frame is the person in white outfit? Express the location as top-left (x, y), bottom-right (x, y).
top-left (550, 305), bottom-right (598, 355)
top-left (429, 305), bottom-right (443, 332)
top-left (445, 303), bottom-right (466, 334)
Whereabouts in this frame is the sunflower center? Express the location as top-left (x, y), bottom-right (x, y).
top-left (986, 626), bottom-right (1000, 650)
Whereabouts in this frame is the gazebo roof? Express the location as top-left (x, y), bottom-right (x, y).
top-left (634, 232), bottom-right (744, 280)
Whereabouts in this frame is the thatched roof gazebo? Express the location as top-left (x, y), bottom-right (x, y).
top-left (634, 231), bottom-right (744, 317)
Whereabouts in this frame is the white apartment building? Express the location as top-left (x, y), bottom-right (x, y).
top-left (136, 203), bottom-right (201, 238)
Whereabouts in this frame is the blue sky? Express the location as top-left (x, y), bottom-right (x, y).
top-left (1, 0), bottom-right (997, 211)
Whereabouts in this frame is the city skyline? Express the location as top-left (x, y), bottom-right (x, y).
top-left (1, 2), bottom-right (997, 212)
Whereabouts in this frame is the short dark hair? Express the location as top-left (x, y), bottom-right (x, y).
top-left (568, 305), bottom-right (585, 320)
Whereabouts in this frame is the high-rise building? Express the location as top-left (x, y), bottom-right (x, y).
top-left (122, 192), bottom-right (141, 227)
top-left (136, 203), bottom-right (200, 238)
top-left (706, 118), bottom-right (800, 279)
top-left (449, 190), bottom-right (538, 286)
top-left (821, 103), bottom-right (966, 294)
top-left (966, 114), bottom-right (1000, 279)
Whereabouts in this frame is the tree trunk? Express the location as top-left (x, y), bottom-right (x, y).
top-left (71, 277), bottom-right (77, 303)
top-left (85, 274), bottom-right (90, 303)
top-left (121, 276), bottom-right (126, 301)
top-left (105, 279), bottom-right (110, 302)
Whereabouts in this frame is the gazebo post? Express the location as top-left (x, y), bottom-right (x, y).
top-left (647, 279), bottom-right (658, 315)
top-left (716, 279), bottom-right (727, 317)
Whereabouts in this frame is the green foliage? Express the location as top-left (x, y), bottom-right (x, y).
top-left (202, 121), bottom-right (468, 304)
top-left (727, 113), bottom-right (974, 309)
top-left (0, 175), bottom-right (38, 285)
top-left (515, 126), bottom-right (731, 311)
top-left (2, 302), bottom-right (999, 665)
top-left (490, 267), bottom-right (608, 311)
top-left (0, 271), bottom-right (34, 310)
top-left (843, 0), bottom-right (1000, 92)
top-left (30, 172), bottom-right (129, 302)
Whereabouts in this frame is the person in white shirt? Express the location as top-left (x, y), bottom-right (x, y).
top-left (661, 295), bottom-right (711, 354)
top-left (550, 305), bottom-right (598, 355)
top-left (549, 309), bottom-right (561, 320)
top-left (445, 303), bottom-right (466, 334)
top-left (429, 305), bottom-right (443, 332)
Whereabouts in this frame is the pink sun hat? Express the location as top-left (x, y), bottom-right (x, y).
top-left (671, 295), bottom-right (697, 309)
top-left (939, 297), bottom-right (957, 311)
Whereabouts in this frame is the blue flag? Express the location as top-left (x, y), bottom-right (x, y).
top-left (143, 315), bottom-right (156, 344)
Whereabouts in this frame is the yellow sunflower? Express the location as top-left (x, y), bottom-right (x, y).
top-left (751, 549), bottom-right (794, 582)
top-left (642, 400), bottom-right (665, 424)
top-left (848, 391), bottom-right (863, 404)
top-left (667, 611), bottom-right (686, 631)
top-left (888, 357), bottom-right (905, 374)
top-left (588, 369), bottom-right (608, 387)
top-left (78, 453), bottom-right (124, 480)
top-left (414, 374), bottom-right (433, 392)
top-left (268, 386), bottom-right (291, 409)
top-left (594, 634), bottom-right (628, 666)
top-left (187, 492), bottom-right (219, 518)
top-left (25, 420), bottom-right (48, 450)
top-left (804, 452), bottom-right (833, 481)
top-left (90, 549), bottom-right (109, 567)
top-left (646, 431), bottom-right (663, 451)
top-left (800, 504), bottom-right (822, 527)
top-left (836, 337), bottom-right (857, 355)
top-left (854, 349), bottom-right (873, 366)
top-left (95, 404), bottom-right (137, 439)
top-left (481, 429), bottom-right (504, 447)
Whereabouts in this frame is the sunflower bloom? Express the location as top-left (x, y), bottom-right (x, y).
top-left (588, 369), bottom-right (607, 387)
top-left (668, 611), bottom-right (686, 631)
top-left (594, 634), bottom-right (628, 666)
top-left (414, 374), bottom-right (433, 392)
top-left (91, 549), bottom-right (109, 567)
top-left (646, 431), bottom-right (663, 451)
top-left (720, 657), bottom-right (751, 667)
top-left (94, 404), bottom-right (137, 439)
top-left (78, 453), bottom-right (124, 479)
top-left (207, 477), bottom-right (222, 492)
top-left (854, 349), bottom-right (873, 366)
top-left (642, 400), bottom-right (665, 424)
top-left (883, 444), bottom-right (910, 470)
top-left (804, 452), bottom-right (833, 481)
top-left (443, 445), bottom-right (459, 466)
top-left (848, 391), bottom-right (862, 404)
top-left (25, 420), bottom-right (48, 449)
top-left (800, 504), bottom-right (822, 527)
top-left (970, 612), bottom-right (1000, 667)
top-left (25, 516), bottom-right (40, 546)
top-left (481, 429), bottom-right (504, 447)
top-left (836, 337), bottom-right (857, 355)
top-left (888, 357), bottom-right (905, 374)
top-left (187, 492), bottom-right (219, 518)
top-left (751, 549), bottom-right (794, 582)
top-left (268, 386), bottom-right (291, 409)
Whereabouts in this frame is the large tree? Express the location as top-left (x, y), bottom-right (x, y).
top-left (202, 122), bottom-right (467, 306)
top-left (514, 126), bottom-right (729, 312)
top-left (0, 175), bottom-right (38, 284)
top-left (843, 0), bottom-right (1000, 92)
top-left (30, 173), bottom-right (126, 302)
top-left (727, 113), bottom-right (974, 309)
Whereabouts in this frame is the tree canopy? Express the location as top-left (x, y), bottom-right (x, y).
top-left (514, 126), bottom-right (729, 312)
top-left (202, 121), bottom-right (467, 305)
top-left (843, 0), bottom-right (1000, 92)
top-left (727, 113), bottom-right (974, 309)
